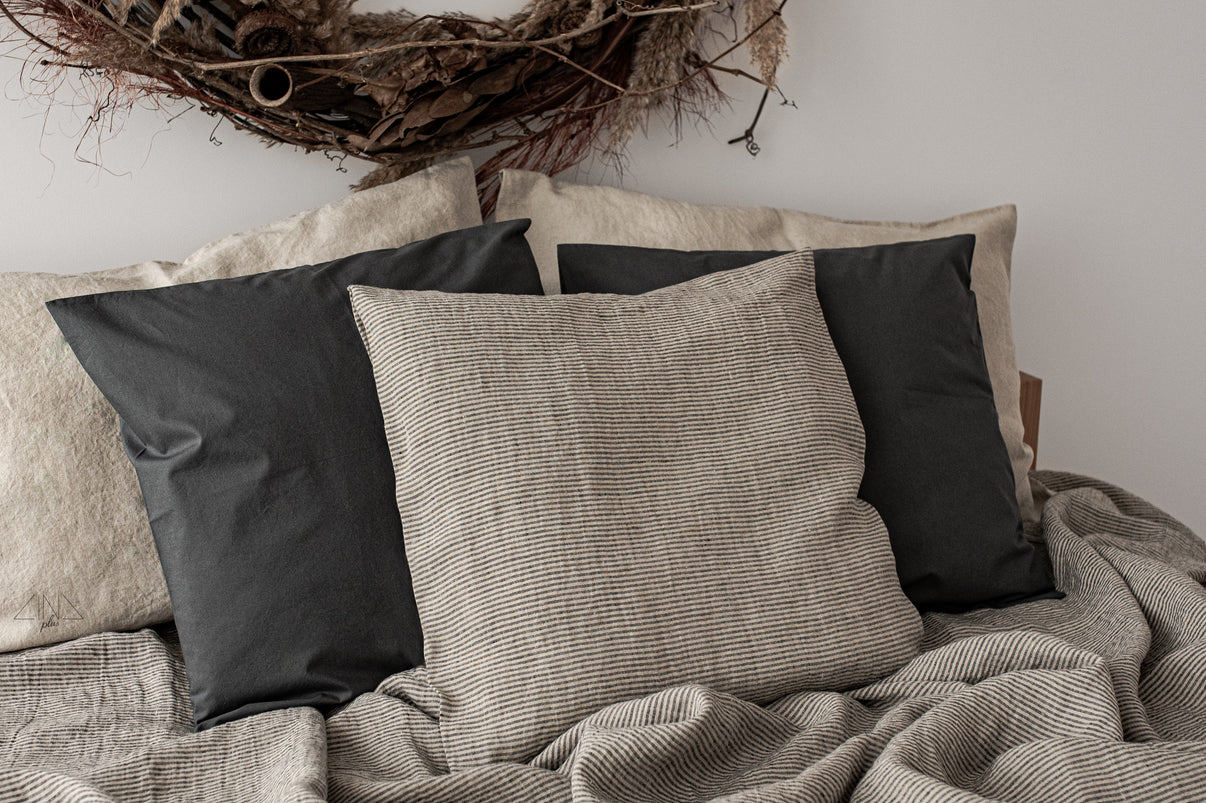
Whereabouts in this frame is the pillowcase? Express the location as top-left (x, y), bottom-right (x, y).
top-left (0, 156), bottom-right (482, 654)
top-left (47, 219), bottom-right (543, 730)
top-left (558, 238), bottom-right (1059, 611)
top-left (495, 169), bottom-right (1037, 527)
top-left (350, 250), bottom-right (923, 770)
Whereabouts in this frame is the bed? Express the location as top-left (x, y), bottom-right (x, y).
top-left (2, 157), bottom-right (1205, 802)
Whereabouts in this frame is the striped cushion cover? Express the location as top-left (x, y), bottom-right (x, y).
top-left (349, 251), bottom-right (922, 770)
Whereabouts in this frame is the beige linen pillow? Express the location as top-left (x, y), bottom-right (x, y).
top-left (496, 169), bottom-right (1036, 523)
top-left (0, 157), bottom-right (482, 652)
top-left (350, 250), bottom-right (923, 770)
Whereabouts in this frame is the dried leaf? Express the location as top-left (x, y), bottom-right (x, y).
top-left (429, 87), bottom-right (476, 118)
top-left (433, 102), bottom-right (489, 136)
top-left (433, 45), bottom-right (484, 73)
top-left (393, 52), bottom-right (436, 93)
top-left (363, 77), bottom-right (405, 110)
top-left (366, 110), bottom-right (407, 144)
top-left (467, 61), bottom-right (523, 96)
top-left (397, 96), bottom-right (436, 132)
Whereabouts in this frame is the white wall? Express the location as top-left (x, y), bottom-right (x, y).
top-left (2, 1), bottom-right (1203, 533)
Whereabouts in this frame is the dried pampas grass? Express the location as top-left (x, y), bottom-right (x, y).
top-left (744, 0), bottom-right (786, 86)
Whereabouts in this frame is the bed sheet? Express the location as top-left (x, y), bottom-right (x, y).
top-left (3, 470), bottom-right (1205, 802)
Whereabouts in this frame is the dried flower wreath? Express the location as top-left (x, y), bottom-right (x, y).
top-left (2, 0), bottom-right (787, 204)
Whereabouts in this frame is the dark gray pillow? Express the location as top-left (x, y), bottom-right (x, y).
top-left (558, 236), bottom-right (1059, 612)
top-left (46, 220), bottom-right (543, 729)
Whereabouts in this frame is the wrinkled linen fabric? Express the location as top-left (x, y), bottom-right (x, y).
top-left (3, 471), bottom-right (1205, 802)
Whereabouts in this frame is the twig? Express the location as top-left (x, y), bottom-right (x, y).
top-left (727, 85), bottom-right (768, 155)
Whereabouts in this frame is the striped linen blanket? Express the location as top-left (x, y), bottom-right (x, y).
top-left (3, 470), bottom-right (1205, 802)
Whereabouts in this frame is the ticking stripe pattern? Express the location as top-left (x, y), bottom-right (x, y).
top-left (3, 486), bottom-right (1206, 798)
top-left (350, 251), bottom-right (923, 770)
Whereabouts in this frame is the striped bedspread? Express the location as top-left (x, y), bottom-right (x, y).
top-left (3, 470), bottom-right (1205, 802)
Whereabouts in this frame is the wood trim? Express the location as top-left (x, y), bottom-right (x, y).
top-left (1019, 371), bottom-right (1042, 470)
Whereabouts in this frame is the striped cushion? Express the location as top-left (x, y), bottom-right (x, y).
top-left (350, 251), bottom-right (923, 770)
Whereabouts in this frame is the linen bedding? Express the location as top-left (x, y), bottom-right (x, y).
top-left (4, 164), bottom-right (1204, 802)
top-left (3, 471), bottom-right (1205, 801)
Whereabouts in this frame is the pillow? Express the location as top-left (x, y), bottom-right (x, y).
top-left (0, 157), bottom-right (482, 654)
top-left (558, 238), bottom-right (1059, 611)
top-left (47, 219), bottom-right (543, 730)
top-left (495, 169), bottom-right (1037, 526)
top-left (350, 250), bottom-right (923, 770)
